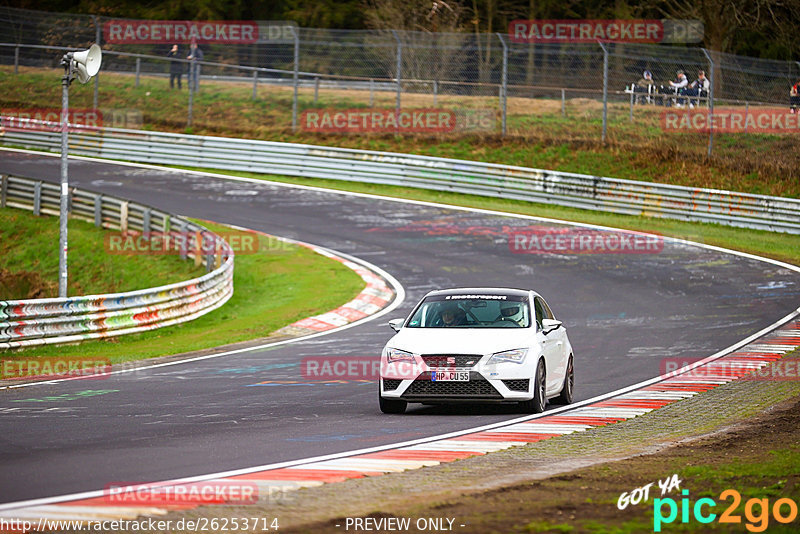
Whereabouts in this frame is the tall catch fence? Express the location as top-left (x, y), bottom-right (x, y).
top-left (1, 6), bottom-right (799, 152)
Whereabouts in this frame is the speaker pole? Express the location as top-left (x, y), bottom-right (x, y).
top-left (58, 53), bottom-right (72, 298)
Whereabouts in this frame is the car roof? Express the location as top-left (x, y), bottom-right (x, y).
top-left (424, 287), bottom-right (535, 299)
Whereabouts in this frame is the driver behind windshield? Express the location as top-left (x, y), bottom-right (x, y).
top-left (440, 304), bottom-right (466, 327)
top-left (498, 303), bottom-right (523, 326)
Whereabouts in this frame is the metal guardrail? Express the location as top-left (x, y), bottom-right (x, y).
top-left (1, 121), bottom-right (800, 234)
top-left (0, 174), bottom-right (234, 350)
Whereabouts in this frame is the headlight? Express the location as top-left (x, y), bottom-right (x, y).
top-left (384, 347), bottom-right (415, 363)
top-left (488, 348), bottom-right (528, 365)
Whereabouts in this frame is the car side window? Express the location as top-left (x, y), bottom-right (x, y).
top-left (541, 299), bottom-right (555, 320)
top-left (533, 298), bottom-right (545, 330)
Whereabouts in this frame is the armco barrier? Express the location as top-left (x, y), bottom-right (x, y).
top-left (0, 174), bottom-right (234, 350)
top-left (2, 121), bottom-right (799, 234)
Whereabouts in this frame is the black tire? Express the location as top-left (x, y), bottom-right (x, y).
top-left (519, 359), bottom-right (546, 414)
top-left (379, 381), bottom-right (407, 414)
top-left (552, 356), bottom-right (574, 405)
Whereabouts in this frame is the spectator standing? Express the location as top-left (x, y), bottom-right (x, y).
top-left (791, 80), bottom-right (800, 113)
top-left (167, 44), bottom-right (183, 89)
top-left (187, 41), bottom-right (204, 91)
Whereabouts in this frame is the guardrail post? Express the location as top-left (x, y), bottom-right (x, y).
top-left (496, 33), bottom-right (508, 137)
top-left (291, 26), bottom-right (299, 132)
top-left (0, 175), bottom-right (7, 207)
top-left (120, 201), bottom-right (129, 233)
top-left (314, 76), bottom-right (320, 103)
top-left (135, 57), bottom-right (140, 88)
top-left (561, 88), bottom-right (566, 117)
top-left (142, 208), bottom-right (151, 239)
top-left (252, 70), bottom-right (258, 100)
top-left (94, 194), bottom-right (102, 227)
top-left (392, 30), bottom-right (402, 127)
top-left (599, 41), bottom-right (608, 143)
top-left (33, 181), bottom-right (41, 216)
top-left (177, 221), bottom-right (187, 260)
top-left (702, 48), bottom-right (715, 158)
top-left (433, 80), bottom-right (438, 106)
top-left (14, 46), bottom-right (19, 74)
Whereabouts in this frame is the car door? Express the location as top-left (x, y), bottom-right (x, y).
top-left (536, 297), bottom-right (566, 394)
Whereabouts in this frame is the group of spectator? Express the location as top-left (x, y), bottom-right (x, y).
top-left (166, 42), bottom-right (204, 90)
top-left (632, 69), bottom-right (709, 108)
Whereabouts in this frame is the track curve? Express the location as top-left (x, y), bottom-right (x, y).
top-left (1, 149), bottom-right (799, 504)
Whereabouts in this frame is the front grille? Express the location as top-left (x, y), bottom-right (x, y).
top-left (502, 379), bottom-right (530, 392)
top-left (382, 379), bottom-right (402, 391)
top-left (402, 372), bottom-right (502, 399)
top-left (421, 354), bottom-right (482, 368)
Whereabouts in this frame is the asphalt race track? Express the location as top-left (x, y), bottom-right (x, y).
top-left (1, 150), bottom-right (799, 504)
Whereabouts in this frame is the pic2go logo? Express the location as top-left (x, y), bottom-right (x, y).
top-left (654, 489), bottom-right (798, 532)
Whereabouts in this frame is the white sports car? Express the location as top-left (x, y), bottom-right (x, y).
top-left (379, 288), bottom-right (574, 414)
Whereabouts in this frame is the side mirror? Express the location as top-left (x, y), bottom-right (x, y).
top-left (541, 318), bottom-right (562, 334)
top-left (388, 318), bottom-right (405, 332)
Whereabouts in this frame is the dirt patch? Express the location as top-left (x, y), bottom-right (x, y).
top-left (287, 395), bottom-right (800, 533)
top-left (0, 269), bottom-right (56, 299)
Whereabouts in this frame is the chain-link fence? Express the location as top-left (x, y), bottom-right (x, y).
top-left (2, 6), bottom-right (799, 153)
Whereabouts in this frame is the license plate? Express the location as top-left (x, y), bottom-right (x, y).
top-left (431, 371), bottom-right (469, 382)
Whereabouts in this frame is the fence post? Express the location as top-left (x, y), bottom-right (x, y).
top-left (561, 88), bottom-right (565, 116)
top-left (0, 175), bottom-right (6, 207)
top-left (135, 57), bottom-right (140, 88)
top-left (14, 46), bottom-right (19, 74)
top-left (630, 90), bottom-right (634, 122)
top-left (599, 41), bottom-right (608, 143)
top-left (188, 68), bottom-right (194, 127)
top-left (370, 78), bottom-right (374, 107)
top-left (392, 30), bottom-right (402, 122)
top-left (433, 80), bottom-right (438, 106)
top-left (252, 70), bottom-right (258, 100)
top-left (496, 33), bottom-right (508, 137)
top-left (702, 48), bottom-right (715, 158)
top-left (314, 76), bottom-right (320, 103)
top-left (291, 26), bottom-right (299, 132)
top-left (93, 15), bottom-right (100, 110)
top-left (744, 102), bottom-right (749, 133)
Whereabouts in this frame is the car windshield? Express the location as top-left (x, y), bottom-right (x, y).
top-left (406, 294), bottom-right (531, 328)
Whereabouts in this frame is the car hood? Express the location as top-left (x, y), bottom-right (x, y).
top-left (387, 327), bottom-right (536, 356)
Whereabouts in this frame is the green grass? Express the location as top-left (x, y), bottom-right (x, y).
top-left (2, 215), bottom-right (366, 362)
top-left (0, 206), bottom-right (202, 298)
top-left (177, 168), bottom-right (800, 267)
top-left (2, 65), bottom-right (799, 198)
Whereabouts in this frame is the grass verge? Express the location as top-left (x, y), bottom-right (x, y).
top-left (178, 167), bottom-right (800, 267)
top-left (0, 205), bottom-right (202, 298)
top-left (2, 217), bottom-right (365, 363)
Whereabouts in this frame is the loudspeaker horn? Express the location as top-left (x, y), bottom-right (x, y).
top-left (72, 44), bottom-right (102, 84)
